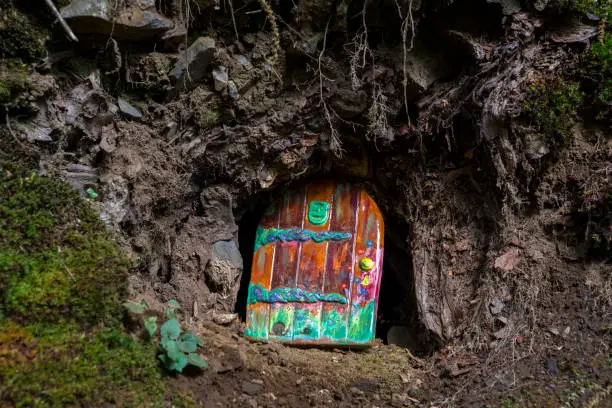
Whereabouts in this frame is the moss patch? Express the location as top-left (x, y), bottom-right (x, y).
top-left (0, 167), bottom-right (130, 326)
top-left (0, 60), bottom-right (28, 106)
top-left (0, 165), bottom-right (195, 407)
top-left (0, 4), bottom-right (48, 62)
top-left (521, 78), bottom-right (583, 152)
top-left (0, 324), bottom-right (166, 408)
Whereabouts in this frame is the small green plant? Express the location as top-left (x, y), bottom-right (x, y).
top-left (123, 299), bottom-right (208, 373)
top-left (158, 317), bottom-right (207, 372)
top-left (522, 79), bottom-right (583, 151)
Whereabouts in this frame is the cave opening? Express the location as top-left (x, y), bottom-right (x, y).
top-left (233, 177), bottom-right (430, 355)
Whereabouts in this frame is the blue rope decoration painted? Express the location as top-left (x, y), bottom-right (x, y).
top-left (247, 283), bottom-right (348, 305)
top-left (254, 227), bottom-right (351, 252)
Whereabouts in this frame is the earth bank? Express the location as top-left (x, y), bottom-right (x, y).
top-left (0, 0), bottom-right (610, 406)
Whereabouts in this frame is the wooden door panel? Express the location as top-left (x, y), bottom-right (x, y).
top-left (321, 183), bottom-right (358, 342)
top-left (245, 204), bottom-right (279, 341)
top-left (348, 191), bottom-right (383, 343)
top-left (293, 181), bottom-right (334, 341)
top-left (269, 187), bottom-right (305, 340)
top-left (245, 180), bottom-right (384, 347)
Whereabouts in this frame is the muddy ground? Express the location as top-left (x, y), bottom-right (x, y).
top-left (1, 0), bottom-right (611, 406)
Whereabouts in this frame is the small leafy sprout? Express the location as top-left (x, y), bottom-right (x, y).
top-left (122, 299), bottom-right (149, 314)
top-left (158, 316), bottom-right (208, 372)
top-left (145, 316), bottom-right (158, 337)
top-left (123, 299), bottom-right (207, 372)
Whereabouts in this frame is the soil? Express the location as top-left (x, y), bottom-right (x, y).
top-left (1, 0), bottom-right (611, 406)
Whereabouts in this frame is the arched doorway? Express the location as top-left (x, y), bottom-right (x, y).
top-left (244, 179), bottom-right (384, 347)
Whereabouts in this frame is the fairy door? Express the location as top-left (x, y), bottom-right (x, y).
top-left (245, 180), bottom-right (384, 347)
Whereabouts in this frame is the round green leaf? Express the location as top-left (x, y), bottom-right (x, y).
top-left (144, 318), bottom-right (158, 337)
top-left (179, 333), bottom-right (198, 353)
top-left (188, 353), bottom-right (208, 369)
top-left (163, 340), bottom-right (183, 361)
top-left (173, 353), bottom-right (188, 372)
top-left (160, 317), bottom-right (181, 340)
top-left (167, 299), bottom-right (180, 309)
top-left (158, 353), bottom-right (172, 370)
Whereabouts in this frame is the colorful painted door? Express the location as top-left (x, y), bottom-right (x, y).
top-left (245, 180), bottom-right (384, 347)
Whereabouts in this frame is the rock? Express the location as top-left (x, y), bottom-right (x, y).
top-left (60, 0), bottom-right (174, 41)
top-left (234, 54), bottom-right (253, 70)
top-left (350, 387), bottom-right (364, 396)
top-left (549, 20), bottom-right (598, 44)
top-left (118, 98), bottom-right (142, 119)
top-left (241, 381), bottom-right (262, 396)
top-left (212, 312), bottom-right (238, 325)
top-left (168, 37), bottom-right (216, 92)
top-left (549, 327), bottom-right (560, 336)
top-left (204, 240), bottom-right (243, 295)
top-left (228, 80), bottom-right (238, 99)
top-left (547, 359), bottom-right (558, 375)
top-left (213, 66), bottom-right (229, 92)
top-left (562, 326), bottom-right (571, 338)
top-left (494, 248), bottom-right (520, 271)
top-left (489, 298), bottom-right (504, 315)
top-left (211, 240), bottom-right (243, 270)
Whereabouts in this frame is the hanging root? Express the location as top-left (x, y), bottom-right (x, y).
top-left (43, 0), bottom-right (79, 42)
top-left (257, 0), bottom-right (280, 66)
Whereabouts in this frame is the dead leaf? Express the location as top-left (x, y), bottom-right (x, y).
top-left (494, 248), bottom-right (520, 271)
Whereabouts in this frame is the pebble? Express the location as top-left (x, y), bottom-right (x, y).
top-left (241, 380), bottom-right (262, 396)
top-left (213, 66), bottom-right (229, 91)
top-left (118, 98), bottom-right (142, 119)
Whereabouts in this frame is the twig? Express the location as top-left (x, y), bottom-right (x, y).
top-left (43, 0), bottom-right (79, 42)
top-left (227, 0), bottom-right (240, 42)
top-left (395, 0), bottom-right (416, 126)
top-left (5, 112), bottom-right (36, 156)
top-left (257, 0), bottom-right (280, 65)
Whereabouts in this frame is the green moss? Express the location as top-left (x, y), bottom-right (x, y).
top-left (0, 167), bottom-right (130, 326)
top-left (0, 6), bottom-right (48, 62)
top-left (553, 0), bottom-right (611, 18)
top-left (590, 33), bottom-right (612, 107)
top-left (0, 165), bottom-right (193, 407)
top-left (0, 60), bottom-right (28, 106)
top-left (0, 323), bottom-right (167, 408)
top-left (170, 392), bottom-right (201, 408)
top-left (521, 79), bottom-right (583, 151)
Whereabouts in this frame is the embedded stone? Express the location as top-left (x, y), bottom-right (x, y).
top-left (168, 37), bottom-right (216, 91)
top-left (60, 0), bottom-right (174, 41)
top-left (118, 98), bottom-right (142, 119)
